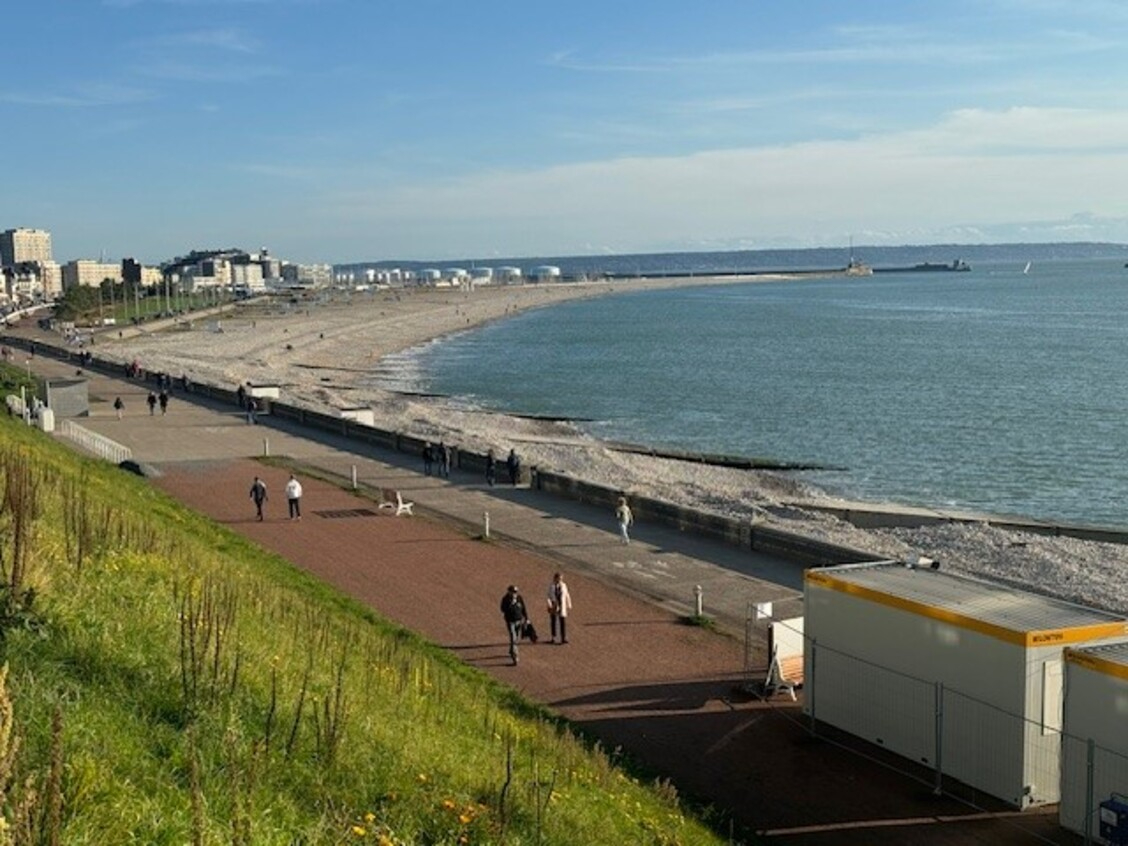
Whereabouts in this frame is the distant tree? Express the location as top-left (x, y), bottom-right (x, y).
top-left (52, 285), bottom-right (100, 322)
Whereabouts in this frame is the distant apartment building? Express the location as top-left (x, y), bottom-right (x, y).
top-left (122, 258), bottom-right (162, 289)
top-left (1, 228), bottom-right (59, 302)
top-left (3, 261), bottom-right (60, 302)
top-left (61, 260), bottom-right (123, 290)
top-left (231, 262), bottom-right (265, 290)
top-left (282, 263), bottom-right (332, 287)
top-left (0, 228), bottom-right (53, 266)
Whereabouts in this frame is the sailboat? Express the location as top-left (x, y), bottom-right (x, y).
top-left (1023, 261), bottom-right (1032, 274)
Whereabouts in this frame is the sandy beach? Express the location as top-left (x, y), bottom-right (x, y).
top-left (111, 276), bottom-right (1128, 616)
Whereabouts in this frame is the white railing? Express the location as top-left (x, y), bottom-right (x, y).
top-left (58, 419), bottom-right (132, 464)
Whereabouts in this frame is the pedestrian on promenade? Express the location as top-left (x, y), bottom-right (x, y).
top-left (249, 476), bottom-right (268, 521)
top-left (500, 585), bottom-right (528, 666)
top-left (146, 391), bottom-right (157, 415)
top-left (615, 496), bottom-right (634, 545)
top-left (506, 448), bottom-right (521, 486)
top-left (422, 442), bottom-right (434, 476)
top-left (245, 397), bottom-right (258, 425)
top-left (546, 572), bottom-right (573, 644)
top-left (438, 441), bottom-right (451, 478)
top-left (285, 474), bottom-right (303, 520)
top-left (158, 390), bottom-right (169, 415)
top-left (485, 449), bottom-right (497, 487)
top-left (236, 384), bottom-right (246, 408)
top-left (113, 397), bottom-right (124, 420)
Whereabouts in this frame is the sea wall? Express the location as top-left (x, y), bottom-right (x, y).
top-left (13, 334), bottom-right (1127, 562)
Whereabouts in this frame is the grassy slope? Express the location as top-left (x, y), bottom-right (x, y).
top-left (0, 415), bottom-right (731, 845)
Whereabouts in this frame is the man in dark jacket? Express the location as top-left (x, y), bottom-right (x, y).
top-left (500, 585), bottom-right (528, 666)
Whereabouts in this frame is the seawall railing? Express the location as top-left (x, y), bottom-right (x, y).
top-left (58, 419), bottom-right (132, 464)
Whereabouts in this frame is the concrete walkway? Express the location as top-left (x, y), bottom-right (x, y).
top-left (21, 350), bottom-right (807, 645)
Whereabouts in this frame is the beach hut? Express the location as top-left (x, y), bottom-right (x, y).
top-left (1059, 641), bottom-right (1128, 840)
top-left (803, 561), bottom-right (1128, 808)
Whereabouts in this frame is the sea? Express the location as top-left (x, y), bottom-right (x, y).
top-left (367, 246), bottom-right (1128, 529)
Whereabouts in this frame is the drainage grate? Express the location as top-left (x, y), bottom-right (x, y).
top-left (314, 508), bottom-right (380, 519)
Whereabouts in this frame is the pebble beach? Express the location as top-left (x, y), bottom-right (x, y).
top-left (113, 277), bottom-right (1128, 617)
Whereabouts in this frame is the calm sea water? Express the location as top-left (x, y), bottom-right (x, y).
top-left (383, 259), bottom-right (1128, 528)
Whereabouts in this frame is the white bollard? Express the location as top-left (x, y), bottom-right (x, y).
top-left (263, 438), bottom-right (270, 457)
top-left (694, 584), bottom-right (703, 617)
top-left (351, 465), bottom-right (358, 489)
top-left (484, 511), bottom-right (490, 538)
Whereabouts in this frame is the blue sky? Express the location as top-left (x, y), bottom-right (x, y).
top-left (5, 1), bottom-right (1128, 264)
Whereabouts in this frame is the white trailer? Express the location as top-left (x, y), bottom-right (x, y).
top-left (1060, 640), bottom-right (1128, 840)
top-left (804, 561), bottom-right (1128, 808)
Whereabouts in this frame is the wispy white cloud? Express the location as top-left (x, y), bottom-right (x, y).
top-left (0, 82), bottom-right (156, 107)
top-left (147, 27), bottom-right (262, 53)
top-left (304, 106), bottom-right (1128, 256)
top-left (104, 0), bottom-right (314, 6)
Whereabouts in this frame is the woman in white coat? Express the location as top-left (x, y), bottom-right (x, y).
top-left (546, 572), bottom-right (573, 644)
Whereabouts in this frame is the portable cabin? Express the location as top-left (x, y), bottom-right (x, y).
top-left (804, 561), bottom-right (1128, 808)
top-left (1059, 640), bottom-right (1128, 840)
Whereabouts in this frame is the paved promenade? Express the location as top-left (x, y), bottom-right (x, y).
top-left (24, 350), bottom-right (808, 639)
top-left (13, 347), bottom-right (1072, 845)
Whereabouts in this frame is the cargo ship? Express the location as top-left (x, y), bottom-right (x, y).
top-left (873, 259), bottom-right (971, 273)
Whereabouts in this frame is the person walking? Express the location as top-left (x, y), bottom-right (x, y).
top-left (485, 449), bottom-right (497, 487)
top-left (506, 448), bottom-right (521, 486)
top-left (615, 496), bottom-right (634, 545)
top-left (438, 441), bottom-right (451, 478)
top-left (158, 390), bottom-right (169, 415)
top-left (249, 476), bottom-right (268, 521)
top-left (146, 391), bottom-right (157, 416)
top-left (236, 383), bottom-right (246, 409)
top-left (113, 397), bottom-right (124, 420)
top-left (422, 442), bottom-right (434, 476)
top-left (245, 397), bottom-right (258, 425)
top-left (499, 585), bottom-right (528, 666)
top-left (546, 572), bottom-right (573, 644)
top-left (285, 474), bottom-right (303, 520)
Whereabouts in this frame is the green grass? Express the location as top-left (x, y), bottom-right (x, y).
top-left (0, 409), bottom-right (737, 844)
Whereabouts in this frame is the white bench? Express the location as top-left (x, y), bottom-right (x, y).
top-left (378, 490), bottom-right (414, 516)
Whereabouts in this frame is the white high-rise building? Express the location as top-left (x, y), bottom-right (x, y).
top-left (0, 228), bottom-right (53, 266)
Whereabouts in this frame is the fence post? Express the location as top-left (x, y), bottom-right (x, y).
top-left (934, 681), bottom-right (944, 796)
top-left (808, 639), bottom-right (817, 736)
top-left (1085, 738), bottom-right (1095, 844)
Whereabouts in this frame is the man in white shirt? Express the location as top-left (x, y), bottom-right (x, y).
top-left (285, 474), bottom-right (303, 520)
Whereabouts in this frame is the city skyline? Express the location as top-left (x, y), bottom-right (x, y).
top-left (5, 1), bottom-right (1128, 264)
